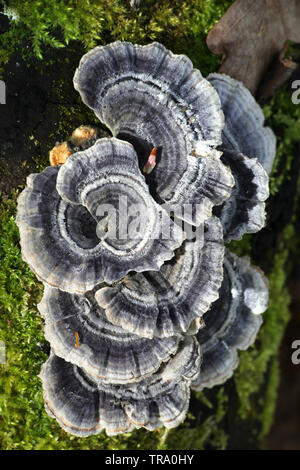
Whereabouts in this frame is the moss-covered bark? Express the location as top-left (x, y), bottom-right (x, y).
top-left (0, 0), bottom-right (299, 450)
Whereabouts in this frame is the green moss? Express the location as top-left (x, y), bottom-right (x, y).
top-left (234, 235), bottom-right (291, 421)
top-left (260, 357), bottom-right (280, 441)
top-left (263, 88), bottom-right (300, 196)
top-left (227, 234), bottom-right (253, 258)
top-left (0, 0), bottom-right (232, 76)
top-left (164, 389), bottom-right (229, 450)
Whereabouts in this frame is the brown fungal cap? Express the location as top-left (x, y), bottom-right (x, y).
top-left (71, 125), bottom-right (98, 146)
top-left (49, 141), bottom-right (72, 166)
top-left (49, 126), bottom-right (100, 166)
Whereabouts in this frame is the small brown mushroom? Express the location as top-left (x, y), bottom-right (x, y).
top-left (49, 141), bottom-right (72, 166)
top-left (71, 125), bottom-right (98, 147)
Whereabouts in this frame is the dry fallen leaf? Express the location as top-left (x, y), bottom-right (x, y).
top-left (207, 0), bottom-right (300, 94)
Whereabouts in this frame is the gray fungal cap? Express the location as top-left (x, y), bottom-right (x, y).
top-left (73, 41), bottom-right (234, 226)
top-left (40, 337), bottom-right (201, 436)
top-left (218, 149), bottom-right (269, 241)
top-left (16, 138), bottom-right (184, 293)
top-left (38, 285), bottom-right (181, 384)
top-left (192, 250), bottom-right (268, 391)
top-left (95, 216), bottom-right (224, 338)
top-left (207, 73), bottom-right (276, 175)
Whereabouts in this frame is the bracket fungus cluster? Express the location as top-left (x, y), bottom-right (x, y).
top-left (17, 41), bottom-right (274, 437)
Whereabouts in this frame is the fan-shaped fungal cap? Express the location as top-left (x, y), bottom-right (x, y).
top-left (218, 149), bottom-right (269, 241)
top-left (16, 138), bottom-right (184, 293)
top-left (207, 73), bottom-right (276, 175)
top-left (40, 337), bottom-right (200, 436)
top-left (97, 335), bottom-right (201, 399)
top-left (40, 352), bottom-right (134, 436)
top-left (192, 250), bottom-right (268, 391)
top-left (38, 285), bottom-right (181, 384)
top-left (73, 41), bottom-right (234, 225)
top-left (95, 216), bottom-right (224, 338)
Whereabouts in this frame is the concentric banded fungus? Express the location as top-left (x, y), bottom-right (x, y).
top-left (95, 216), bottom-right (224, 338)
top-left (38, 285), bottom-right (181, 384)
top-left (16, 40), bottom-right (275, 437)
top-left (192, 250), bottom-right (268, 391)
top-left (208, 73), bottom-right (276, 175)
top-left (40, 337), bottom-right (201, 436)
top-left (205, 73), bottom-right (273, 241)
top-left (16, 138), bottom-right (184, 293)
top-left (218, 149), bottom-right (269, 241)
top-left (73, 41), bottom-right (234, 225)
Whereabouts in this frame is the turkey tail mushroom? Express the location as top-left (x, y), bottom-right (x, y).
top-left (40, 337), bottom-right (201, 436)
top-left (218, 149), bottom-right (269, 241)
top-left (16, 41), bottom-right (275, 438)
top-left (95, 216), bottom-right (225, 339)
top-left (16, 138), bottom-right (184, 293)
top-left (73, 41), bottom-right (234, 226)
top-left (38, 285), bottom-right (181, 384)
top-left (192, 250), bottom-right (268, 391)
top-left (207, 73), bottom-right (276, 175)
